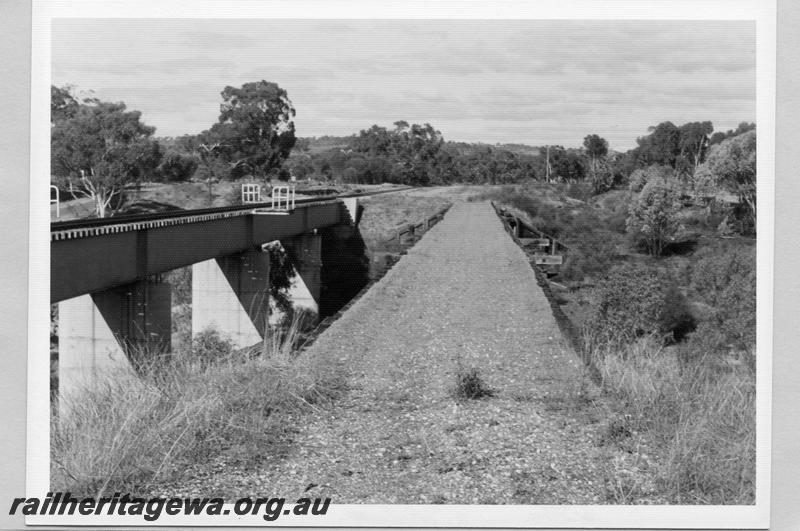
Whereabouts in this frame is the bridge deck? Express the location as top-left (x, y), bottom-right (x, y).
top-left (170, 202), bottom-right (619, 503)
top-left (50, 200), bottom-right (348, 303)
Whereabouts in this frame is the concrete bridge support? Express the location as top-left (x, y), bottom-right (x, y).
top-left (341, 197), bottom-right (362, 225)
top-left (318, 224), bottom-right (370, 317)
top-left (192, 246), bottom-right (271, 349)
top-left (57, 278), bottom-right (171, 411)
top-left (283, 232), bottom-right (323, 315)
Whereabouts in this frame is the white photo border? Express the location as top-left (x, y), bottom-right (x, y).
top-left (28, 0), bottom-right (775, 527)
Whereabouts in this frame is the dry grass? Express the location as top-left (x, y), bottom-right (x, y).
top-left (585, 333), bottom-right (756, 504)
top-left (51, 314), bottom-right (346, 498)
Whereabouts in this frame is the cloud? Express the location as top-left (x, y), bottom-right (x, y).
top-left (52, 19), bottom-right (756, 149)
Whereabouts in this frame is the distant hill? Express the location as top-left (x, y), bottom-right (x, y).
top-left (296, 136), bottom-right (542, 158)
top-left (493, 143), bottom-right (541, 157)
top-left (296, 135), bottom-right (357, 155)
top-left (439, 141), bottom-right (539, 158)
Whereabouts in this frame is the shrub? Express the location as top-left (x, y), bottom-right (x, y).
top-left (587, 263), bottom-right (694, 344)
top-left (658, 283), bottom-right (696, 342)
top-left (191, 327), bottom-right (235, 368)
top-left (154, 151), bottom-right (198, 183)
top-left (589, 161), bottom-right (615, 195)
top-left (606, 203), bottom-right (630, 234)
top-left (691, 244), bottom-right (755, 307)
top-left (628, 165), bottom-right (675, 193)
top-left (626, 181), bottom-right (682, 256)
top-left (688, 243), bottom-right (756, 361)
top-left (695, 130), bottom-right (756, 234)
top-left (559, 235), bottom-right (620, 282)
top-left (565, 181), bottom-right (593, 202)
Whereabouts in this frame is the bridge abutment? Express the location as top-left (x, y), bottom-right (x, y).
top-left (192, 246), bottom-right (271, 349)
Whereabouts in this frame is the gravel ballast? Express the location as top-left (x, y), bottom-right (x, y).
top-left (158, 201), bottom-right (662, 503)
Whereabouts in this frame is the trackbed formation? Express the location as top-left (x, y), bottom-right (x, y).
top-left (159, 201), bottom-right (661, 504)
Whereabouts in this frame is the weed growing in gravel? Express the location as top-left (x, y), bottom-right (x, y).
top-left (452, 367), bottom-right (495, 400)
top-left (51, 316), bottom-right (346, 498)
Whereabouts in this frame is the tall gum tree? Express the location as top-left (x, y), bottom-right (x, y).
top-left (51, 100), bottom-right (161, 217)
top-left (200, 80), bottom-right (296, 183)
top-left (583, 134), bottom-right (610, 193)
top-left (677, 121), bottom-right (714, 185)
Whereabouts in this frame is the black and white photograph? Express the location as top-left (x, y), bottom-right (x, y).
top-left (25, 1), bottom-right (774, 527)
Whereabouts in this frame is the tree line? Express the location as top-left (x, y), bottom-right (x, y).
top-left (50, 80), bottom-right (755, 227)
top-left (285, 121), bottom-right (539, 187)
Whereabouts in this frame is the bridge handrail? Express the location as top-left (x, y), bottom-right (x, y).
top-left (271, 185), bottom-right (296, 211)
top-left (241, 183), bottom-right (262, 204)
top-left (50, 185), bottom-right (59, 219)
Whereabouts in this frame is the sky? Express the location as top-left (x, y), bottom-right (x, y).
top-left (52, 19), bottom-right (755, 151)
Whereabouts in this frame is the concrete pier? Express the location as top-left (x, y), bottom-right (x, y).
top-left (57, 278), bottom-right (171, 410)
top-left (192, 246), bottom-right (271, 348)
top-left (283, 233), bottom-right (323, 315)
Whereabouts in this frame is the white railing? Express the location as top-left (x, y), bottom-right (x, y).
top-left (241, 183), bottom-right (261, 204)
top-left (50, 185), bottom-right (59, 218)
top-left (271, 185), bottom-right (296, 211)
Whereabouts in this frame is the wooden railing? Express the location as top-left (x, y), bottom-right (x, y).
top-left (387, 205), bottom-right (451, 244)
top-left (492, 202), bottom-right (568, 269)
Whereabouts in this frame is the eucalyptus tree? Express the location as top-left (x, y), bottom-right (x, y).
top-left (51, 99), bottom-right (161, 217)
top-left (199, 80), bottom-right (297, 182)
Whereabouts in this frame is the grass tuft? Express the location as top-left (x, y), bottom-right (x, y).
top-left (452, 367), bottom-right (495, 400)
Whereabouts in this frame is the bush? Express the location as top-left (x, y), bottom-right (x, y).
top-left (626, 181), bottom-right (682, 256)
top-left (191, 327), bottom-right (235, 368)
top-left (606, 208), bottom-right (628, 234)
top-left (565, 181), bottom-right (593, 202)
top-left (587, 263), bottom-right (694, 344)
top-left (601, 192), bottom-right (633, 234)
top-left (688, 243), bottom-right (756, 360)
top-left (559, 234), bottom-right (621, 282)
top-left (154, 151), bottom-right (199, 183)
top-left (628, 165), bottom-right (675, 193)
top-left (659, 283), bottom-right (696, 342)
top-left (696, 130), bottom-right (756, 234)
top-left (691, 244), bottom-right (755, 307)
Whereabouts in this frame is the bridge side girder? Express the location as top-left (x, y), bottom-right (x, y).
top-left (51, 201), bottom-right (345, 303)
